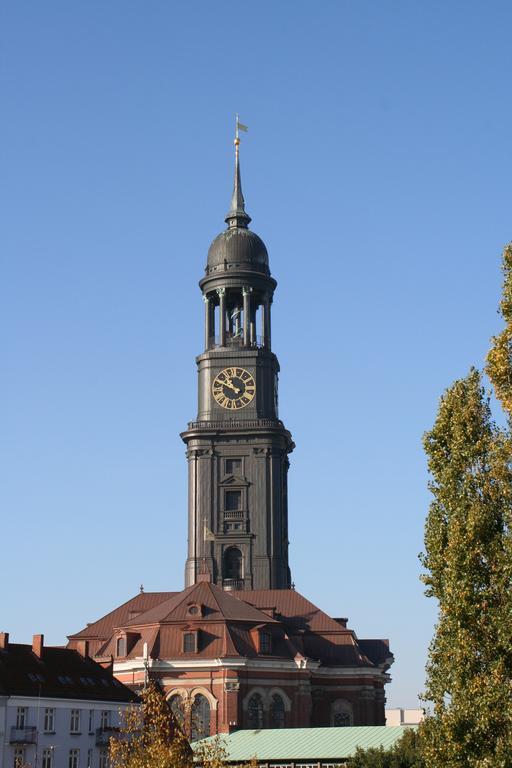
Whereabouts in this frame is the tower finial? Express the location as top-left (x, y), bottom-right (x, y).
top-left (225, 115), bottom-right (251, 229)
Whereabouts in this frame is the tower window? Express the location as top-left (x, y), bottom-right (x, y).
top-left (225, 458), bottom-right (242, 475)
top-left (224, 547), bottom-right (243, 581)
top-left (225, 490), bottom-right (242, 511)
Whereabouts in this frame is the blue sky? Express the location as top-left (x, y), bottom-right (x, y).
top-left (2, 1), bottom-right (511, 708)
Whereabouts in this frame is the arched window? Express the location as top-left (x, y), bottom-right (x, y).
top-left (331, 698), bottom-right (353, 727)
top-left (270, 693), bottom-right (285, 728)
top-left (191, 694), bottom-right (210, 741)
top-left (168, 695), bottom-right (185, 730)
top-left (247, 693), bottom-right (264, 730)
top-left (224, 547), bottom-right (242, 580)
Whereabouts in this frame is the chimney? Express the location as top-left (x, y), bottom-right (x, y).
top-left (0, 632), bottom-right (9, 650)
top-left (76, 640), bottom-right (89, 657)
top-left (32, 634), bottom-right (44, 658)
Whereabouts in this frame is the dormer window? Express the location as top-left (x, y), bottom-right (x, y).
top-left (116, 636), bottom-right (127, 657)
top-left (186, 603), bottom-right (202, 618)
top-left (259, 631), bottom-right (271, 655)
top-left (183, 631), bottom-right (199, 653)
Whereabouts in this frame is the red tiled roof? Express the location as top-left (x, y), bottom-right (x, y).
top-left (68, 586), bottom-right (392, 670)
top-left (68, 592), bottom-right (176, 640)
top-left (123, 582), bottom-right (276, 627)
top-left (0, 643), bottom-right (138, 702)
top-left (232, 589), bottom-right (351, 633)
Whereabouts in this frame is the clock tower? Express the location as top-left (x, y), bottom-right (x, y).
top-left (181, 134), bottom-right (294, 590)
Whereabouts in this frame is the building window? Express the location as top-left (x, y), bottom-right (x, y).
top-left (16, 707), bottom-right (26, 729)
top-left (88, 710), bottom-right (94, 733)
top-left (116, 636), bottom-right (126, 657)
top-left (225, 458), bottom-right (242, 475)
top-left (225, 490), bottom-right (242, 511)
top-left (168, 695), bottom-right (185, 729)
top-left (224, 547), bottom-right (242, 581)
top-left (100, 711), bottom-right (110, 729)
top-left (191, 694), bottom-right (211, 741)
top-left (69, 749), bottom-right (79, 768)
top-left (70, 709), bottom-right (80, 733)
top-left (44, 707), bottom-right (55, 732)
top-left (259, 631), bottom-right (272, 654)
top-left (270, 693), bottom-right (285, 728)
top-left (87, 749), bottom-right (93, 768)
top-left (247, 693), bottom-right (264, 729)
top-left (331, 698), bottom-right (353, 727)
top-left (42, 748), bottom-right (54, 768)
top-left (183, 632), bottom-right (197, 653)
top-left (13, 748), bottom-right (25, 768)
top-left (333, 711), bottom-right (351, 727)
top-left (99, 748), bottom-right (109, 768)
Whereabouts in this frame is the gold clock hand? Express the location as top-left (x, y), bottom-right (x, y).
top-left (225, 377), bottom-right (241, 394)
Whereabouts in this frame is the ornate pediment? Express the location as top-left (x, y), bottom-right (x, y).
top-left (219, 474), bottom-right (250, 487)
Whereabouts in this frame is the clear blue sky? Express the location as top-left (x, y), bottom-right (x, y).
top-left (2, 1), bottom-right (511, 709)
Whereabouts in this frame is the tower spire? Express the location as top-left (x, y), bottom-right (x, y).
top-left (225, 115), bottom-right (251, 229)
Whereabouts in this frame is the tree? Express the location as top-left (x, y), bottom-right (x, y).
top-left (347, 728), bottom-right (424, 767)
top-left (487, 243), bottom-right (512, 416)
top-left (420, 368), bottom-right (512, 767)
top-left (109, 682), bottom-right (193, 768)
top-left (109, 682), bottom-right (258, 768)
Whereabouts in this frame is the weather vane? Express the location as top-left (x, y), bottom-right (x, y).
top-left (235, 114), bottom-right (248, 147)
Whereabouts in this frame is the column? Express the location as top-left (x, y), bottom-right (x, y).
top-left (203, 294), bottom-right (211, 350)
top-left (250, 306), bottom-right (256, 346)
top-left (267, 296), bottom-right (272, 349)
top-left (262, 295), bottom-right (271, 349)
top-left (243, 287), bottom-right (251, 346)
top-left (218, 288), bottom-right (226, 346)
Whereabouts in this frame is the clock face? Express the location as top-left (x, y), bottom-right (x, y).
top-left (212, 367), bottom-right (256, 410)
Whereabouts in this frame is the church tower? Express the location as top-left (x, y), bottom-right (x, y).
top-left (181, 132), bottom-right (294, 590)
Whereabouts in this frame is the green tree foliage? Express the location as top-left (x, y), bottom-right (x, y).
top-left (420, 369), bottom-right (512, 767)
top-left (487, 243), bottom-right (512, 416)
top-left (347, 728), bottom-right (423, 767)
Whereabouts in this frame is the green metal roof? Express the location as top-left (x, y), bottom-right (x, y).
top-left (194, 726), bottom-right (411, 762)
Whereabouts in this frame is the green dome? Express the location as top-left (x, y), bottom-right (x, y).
top-left (206, 226), bottom-right (269, 275)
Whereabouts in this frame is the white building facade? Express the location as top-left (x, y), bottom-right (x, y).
top-left (0, 634), bottom-right (137, 768)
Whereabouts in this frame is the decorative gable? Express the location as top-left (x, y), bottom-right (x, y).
top-left (219, 474), bottom-right (250, 487)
